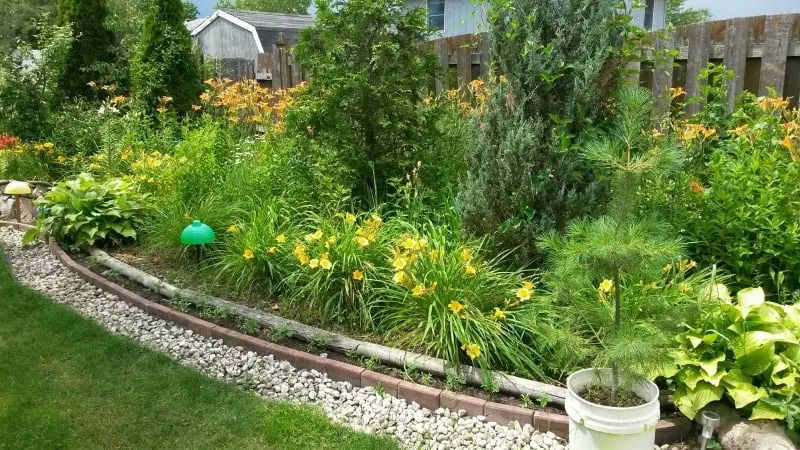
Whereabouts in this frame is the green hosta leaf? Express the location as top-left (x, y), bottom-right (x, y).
top-left (118, 228), bottom-right (137, 239)
top-left (726, 383), bottom-right (766, 409)
top-left (687, 331), bottom-right (705, 348)
top-left (772, 369), bottom-right (798, 389)
top-left (750, 399), bottom-right (786, 420)
top-left (22, 228), bottom-right (39, 245)
top-left (679, 366), bottom-right (704, 390)
top-left (737, 343), bottom-right (775, 376)
top-left (699, 353), bottom-right (727, 377)
top-left (674, 382), bottom-right (724, 419)
top-left (783, 305), bottom-right (800, 325)
top-left (736, 287), bottom-right (765, 320)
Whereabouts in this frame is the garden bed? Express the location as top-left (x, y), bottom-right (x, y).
top-left (25, 233), bottom-right (695, 445)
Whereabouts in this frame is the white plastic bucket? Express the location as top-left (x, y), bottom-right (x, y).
top-left (565, 368), bottom-right (660, 450)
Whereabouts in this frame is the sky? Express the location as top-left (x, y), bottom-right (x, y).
top-left (191, 0), bottom-right (800, 19)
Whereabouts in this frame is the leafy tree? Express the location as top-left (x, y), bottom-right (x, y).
top-left (0, 0), bottom-right (57, 52)
top-left (132, 0), bottom-right (202, 115)
top-left (182, 1), bottom-right (200, 20)
top-left (214, 0), bottom-right (311, 14)
top-left (57, 0), bottom-right (117, 98)
top-left (666, 0), bottom-right (711, 27)
top-left (288, 0), bottom-right (441, 199)
top-left (459, 0), bottom-right (624, 262)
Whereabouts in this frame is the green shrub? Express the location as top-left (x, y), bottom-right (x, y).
top-left (27, 173), bottom-right (148, 248)
top-left (679, 94), bottom-right (800, 297)
top-left (131, 0), bottom-right (202, 116)
top-left (0, 23), bottom-right (72, 141)
top-left (370, 220), bottom-right (569, 379)
top-left (142, 194), bottom-right (237, 254)
top-left (669, 287), bottom-right (800, 434)
top-left (289, 0), bottom-right (442, 199)
top-left (459, 0), bottom-right (624, 262)
top-left (56, 0), bottom-right (116, 98)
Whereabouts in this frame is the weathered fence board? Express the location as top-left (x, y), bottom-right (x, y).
top-left (234, 13), bottom-right (799, 111)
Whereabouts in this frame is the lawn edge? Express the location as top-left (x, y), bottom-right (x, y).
top-left (0, 221), bottom-right (694, 443)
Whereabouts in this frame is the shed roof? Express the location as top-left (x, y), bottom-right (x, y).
top-left (220, 9), bottom-right (315, 31)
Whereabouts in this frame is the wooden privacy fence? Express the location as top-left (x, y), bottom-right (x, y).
top-left (238, 14), bottom-right (800, 112)
top-left (638, 14), bottom-right (800, 114)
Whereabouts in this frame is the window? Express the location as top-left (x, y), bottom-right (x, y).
top-left (644, 0), bottom-right (655, 29)
top-left (428, 0), bottom-right (445, 31)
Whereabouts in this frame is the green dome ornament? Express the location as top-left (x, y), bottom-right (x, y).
top-left (181, 220), bottom-right (216, 260)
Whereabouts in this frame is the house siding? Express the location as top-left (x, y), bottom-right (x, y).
top-left (408, 0), bottom-right (665, 39)
top-left (408, 0), bottom-right (487, 37)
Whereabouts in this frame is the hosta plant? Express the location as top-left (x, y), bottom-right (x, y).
top-left (668, 287), bottom-right (800, 430)
top-left (25, 174), bottom-right (147, 249)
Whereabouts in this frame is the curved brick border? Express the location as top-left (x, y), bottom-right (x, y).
top-left (1, 221), bottom-right (693, 443)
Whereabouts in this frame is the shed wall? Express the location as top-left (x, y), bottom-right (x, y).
top-left (195, 18), bottom-right (259, 62)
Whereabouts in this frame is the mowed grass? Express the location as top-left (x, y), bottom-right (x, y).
top-left (0, 250), bottom-right (397, 450)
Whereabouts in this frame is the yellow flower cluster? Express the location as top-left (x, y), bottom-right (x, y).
top-left (32, 142), bottom-right (55, 154)
top-left (390, 233), bottom-right (428, 288)
top-left (460, 247), bottom-right (477, 276)
top-left (679, 123), bottom-right (717, 143)
top-left (294, 230), bottom-right (334, 270)
top-left (352, 215), bottom-right (383, 248)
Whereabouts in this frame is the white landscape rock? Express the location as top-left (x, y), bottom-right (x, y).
top-left (0, 227), bottom-right (566, 450)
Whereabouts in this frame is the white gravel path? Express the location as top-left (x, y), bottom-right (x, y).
top-left (0, 227), bottom-right (570, 450)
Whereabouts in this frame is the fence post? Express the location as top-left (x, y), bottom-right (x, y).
top-left (653, 33), bottom-right (675, 117)
top-left (479, 35), bottom-right (490, 79)
top-left (457, 45), bottom-right (471, 86)
top-left (759, 14), bottom-right (792, 97)
top-left (434, 39), bottom-right (448, 94)
top-left (723, 18), bottom-right (749, 110)
top-left (685, 21), bottom-right (711, 116)
top-left (272, 44), bottom-right (283, 90)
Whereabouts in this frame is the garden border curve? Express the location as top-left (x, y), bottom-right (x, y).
top-left (0, 221), bottom-right (692, 444)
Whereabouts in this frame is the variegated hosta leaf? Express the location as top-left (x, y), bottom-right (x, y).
top-left (750, 399), bottom-right (786, 421)
top-left (737, 343), bottom-right (775, 376)
top-left (736, 287), bottom-right (765, 320)
top-left (698, 352), bottom-right (727, 377)
top-left (726, 383), bottom-right (767, 409)
top-left (674, 381), bottom-right (724, 420)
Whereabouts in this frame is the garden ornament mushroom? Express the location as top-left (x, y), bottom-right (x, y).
top-left (180, 220), bottom-right (216, 260)
top-left (4, 181), bottom-right (32, 223)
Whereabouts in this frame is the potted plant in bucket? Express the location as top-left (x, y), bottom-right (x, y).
top-left (541, 87), bottom-right (710, 449)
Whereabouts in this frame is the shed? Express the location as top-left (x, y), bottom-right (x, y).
top-left (191, 9), bottom-right (315, 80)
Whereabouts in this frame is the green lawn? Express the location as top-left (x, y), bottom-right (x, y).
top-left (0, 250), bottom-right (397, 450)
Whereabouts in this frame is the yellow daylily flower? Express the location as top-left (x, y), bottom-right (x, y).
top-left (276, 234), bottom-right (287, 243)
top-left (661, 264), bottom-right (672, 274)
top-left (243, 249), bottom-right (255, 259)
top-left (412, 284), bottom-right (427, 297)
top-left (460, 248), bottom-right (473, 263)
top-left (461, 343), bottom-right (481, 360)
top-left (345, 213), bottom-right (356, 225)
top-left (522, 281), bottom-right (534, 291)
top-left (393, 256), bottom-right (408, 271)
top-left (320, 255), bottom-right (332, 270)
top-left (464, 263), bottom-right (477, 276)
top-left (353, 270), bottom-right (364, 281)
top-left (228, 225), bottom-right (238, 233)
top-left (309, 258), bottom-right (320, 269)
top-left (448, 300), bottom-right (464, 314)
top-left (354, 236), bottom-right (370, 248)
top-left (492, 308), bottom-right (506, 320)
top-left (517, 287), bottom-right (532, 301)
top-left (393, 271), bottom-right (408, 284)
top-left (305, 230), bottom-right (323, 243)
top-left (598, 279), bottom-right (614, 294)
top-left (267, 246), bottom-right (277, 254)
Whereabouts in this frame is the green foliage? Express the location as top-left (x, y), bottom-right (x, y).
top-left (215, 0), bottom-right (311, 14)
top-left (27, 173), bottom-right (148, 249)
top-left (271, 323), bottom-right (293, 341)
top-left (289, 0), bottom-right (442, 199)
top-left (307, 332), bottom-right (333, 352)
top-left (284, 210), bottom-right (388, 327)
top-left (669, 287), bottom-right (800, 434)
top-left (666, 0), bottom-right (711, 27)
top-left (459, 0), bottom-right (625, 262)
top-left (132, 0), bottom-right (202, 115)
top-left (182, 1), bottom-right (199, 20)
top-left (541, 88), bottom-right (705, 398)
top-left (370, 220), bottom-right (569, 380)
top-left (56, 0), bottom-right (116, 98)
top-left (445, 370), bottom-right (466, 391)
top-left (0, 23), bottom-right (72, 141)
top-left (212, 204), bottom-right (296, 296)
top-left (0, 0), bottom-right (57, 52)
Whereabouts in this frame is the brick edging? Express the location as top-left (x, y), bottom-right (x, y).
top-left (0, 221), bottom-right (693, 443)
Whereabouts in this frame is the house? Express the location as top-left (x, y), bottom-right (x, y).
top-left (407, 0), bottom-right (666, 38)
top-left (191, 9), bottom-right (315, 80)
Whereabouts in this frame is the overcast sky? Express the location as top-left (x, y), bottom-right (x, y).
top-left (191, 0), bottom-right (800, 19)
